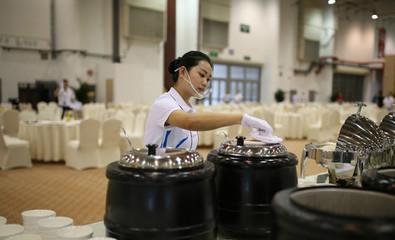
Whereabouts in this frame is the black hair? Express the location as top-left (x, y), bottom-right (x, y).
top-left (168, 51), bottom-right (213, 83)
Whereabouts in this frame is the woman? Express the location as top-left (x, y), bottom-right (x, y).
top-left (144, 51), bottom-right (281, 150)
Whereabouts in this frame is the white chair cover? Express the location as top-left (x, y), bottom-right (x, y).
top-left (99, 119), bottom-right (122, 167)
top-left (307, 110), bottom-right (334, 142)
top-left (37, 101), bottom-right (48, 113)
top-left (0, 130), bottom-right (32, 170)
top-left (118, 111), bottom-right (135, 154)
top-left (65, 119), bottom-right (101, 170)
top-left (19, 110), bottom-right (37, 121)
top-left (130, 111), bottom-right (147, 148)
top-left (2, 109), bottom-right (19, 137)
top-left (263, 109), bottom-right (285, 139)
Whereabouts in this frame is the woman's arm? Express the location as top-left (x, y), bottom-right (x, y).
top-left (167, 110), bottom-right (243, 131)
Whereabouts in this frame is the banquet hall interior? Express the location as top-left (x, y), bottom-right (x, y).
top-left (1, 0), bottom-right (395, 239)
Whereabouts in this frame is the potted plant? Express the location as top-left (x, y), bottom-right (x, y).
top-left (275, 89), bottom-right (285, 103)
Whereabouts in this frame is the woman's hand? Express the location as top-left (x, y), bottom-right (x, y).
top-left (241, 114), bottom-right (282, 143)
top-left (241, 114), bottom-right (273, 135)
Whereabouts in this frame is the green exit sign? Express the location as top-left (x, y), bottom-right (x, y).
top-left (240, 24), bottom-right (250, 33)
top-left (210, 51), bottom-right (218, 57)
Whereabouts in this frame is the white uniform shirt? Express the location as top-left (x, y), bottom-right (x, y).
top-left (57, 88), bottom-right (75, 107)
top-left (383, 96), bottom-right (394, 111)
top-left (144, 88), bottom-right (199, 150)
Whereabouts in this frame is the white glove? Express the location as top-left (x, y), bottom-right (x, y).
top-left (250, 128), bottom-right (283, 143)
top-left (241, 114), bottom-right (273, 136)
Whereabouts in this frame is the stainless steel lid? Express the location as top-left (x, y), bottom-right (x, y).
top-left (379, 111), bottom-right (395, 143)
top-left (336, 103), bottom-right (391, 153)
top-left (118, 144), bottom-right (204, 169)
top-left (218, 136), bottom-right (288, 157)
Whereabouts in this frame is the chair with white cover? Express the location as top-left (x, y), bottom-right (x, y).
top-left (99, 119), bottom-right (122, 167)
top-left (19, 110), bottom-right (37, 121)
top-left (118, 111), bottom-right (135, 154)
top-left (37, 101), bottom-right (48, 113)
top-left (18, 103), bottom-right (32, 111)
top-left (0, 130), bottom-right (32, 170)
top-left (307, 110), bottom-right (334, 142)
top-left (65, 119), bottom-right (101, 170)
top-left (2, 109), bottom-right (19, 137)
top-left (130, 111), bottom-right (147, 148)
top-left (263, 109), bottom-right (285, 140)
top-left (213, 124), bottom-right (241, 149)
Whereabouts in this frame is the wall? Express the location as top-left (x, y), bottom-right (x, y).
top-left (0, 0), bottom-right (164, 105)
top-left (176, 0), bottom-right (199, 57)
top-left (1, 0), bottom-right (395, 105)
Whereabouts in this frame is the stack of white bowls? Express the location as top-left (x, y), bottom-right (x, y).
top-left (21, 210), bottom-right (56, 234)
top-left (56, 226), bottom-right (94, 240)
top-left (0, 217), bottom-right (6, 226)
top-left (0, 224), bottom-right (24, 240)
top-left (5, 233), bottom-right (42, 240)
top-left (37, 217), bottom-right (73, 240)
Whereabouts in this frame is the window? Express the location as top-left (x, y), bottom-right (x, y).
top-left (199, 62), bottom-right (261, 105)
top-left (332, 73), bottom-right (364, 102)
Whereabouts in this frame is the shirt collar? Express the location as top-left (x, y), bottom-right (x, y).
top-left (168, 87), bottom-right (194, 113)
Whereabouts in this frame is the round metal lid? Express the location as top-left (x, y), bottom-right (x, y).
top-left (379, 111), bottom-right (395, 143)
top-left (118, 144), bottom-right (204, 170)
top-left (336, 103), bottom-right (391, 153)
top-left (217, 136), bottom-right (288, 158)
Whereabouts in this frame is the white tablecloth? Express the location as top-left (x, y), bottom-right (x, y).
top-left (18, 120), bottom-right (80, 161)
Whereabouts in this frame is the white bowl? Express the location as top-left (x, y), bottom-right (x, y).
top-left (21, 210), bottom-right (56, 223)
top-left (5, 233), bottom-right (42, 240)
top-left (0, 217), bottom-right (6, 226)
top-left (56, 226), bottom-right (94, 240)
top-left (0, 224), bottom-right (24, 239)
top-left (38, 217), bottom-right (73, 230)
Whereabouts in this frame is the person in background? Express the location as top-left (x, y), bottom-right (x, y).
top-left (383, 91), bottom-right (394, 111)
top-left (54, 79), bottom-right (76, 119)
top-left (291, 93), bottom-right (298, 104)
top-left (144, 51), bottom-right (281, 150)
top-left (234, 90), bottom-right (243, 104)
top-left (300, 92), bottom-right (307, 103)
top-left (337, 92), bottom-right (344, 105)
top-left (223, 91), bottom-right (232, 104)
top-left (375, 90), bottom-right (384, 108)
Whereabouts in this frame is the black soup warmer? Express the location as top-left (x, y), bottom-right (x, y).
top-left (104, 144), bottom-right (217, 240)
top-left (207, 136), bottom-right (298, 239)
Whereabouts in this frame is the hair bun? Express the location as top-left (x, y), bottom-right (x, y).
top-left (168, 57), bottom-right (181, 74)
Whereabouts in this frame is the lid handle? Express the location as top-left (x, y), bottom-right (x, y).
top-left (355, 102), bottom-right (367, 117)
top-left (147, 144), bottom-right (158, 156)
top-left (217, 131), bottom-right (230, 142)
top-left (236, 136), bottom-right (246, 146)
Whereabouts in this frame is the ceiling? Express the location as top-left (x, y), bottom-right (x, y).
top-left (333, 0), bottom-right (395, 19)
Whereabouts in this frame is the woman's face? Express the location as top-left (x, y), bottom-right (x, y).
top-left (184, 60), bottom-right (212, 95)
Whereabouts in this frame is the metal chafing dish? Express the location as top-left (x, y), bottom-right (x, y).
top-left (301, 103), bottom-right (392, 186)
top-left (207, 136), bottom-right (298, 239)
top-left (379, 106), bottom-right (395, 165)
top-left (104, 131), bottom-right (216, 240)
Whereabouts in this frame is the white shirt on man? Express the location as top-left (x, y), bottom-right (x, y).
top-left (57, 87), bottom-right (75, 107)
top-left (383, 95), bottom-right (394, 111)
top-left (234, 92), bottom-right (243, 104)
top-left (144, 87), bottom-right (199, 150)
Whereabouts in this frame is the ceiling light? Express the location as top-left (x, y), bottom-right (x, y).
top-left (371, 12), bottom-right (378, 19)
top-left (328, 0), bottom-right (336, 4)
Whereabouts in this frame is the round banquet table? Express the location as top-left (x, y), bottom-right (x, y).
top-left (18, 120), bottom-right (80, 161)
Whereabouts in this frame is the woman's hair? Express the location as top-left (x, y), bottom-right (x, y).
top-left (168, 51), bottom-right (213, 83)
